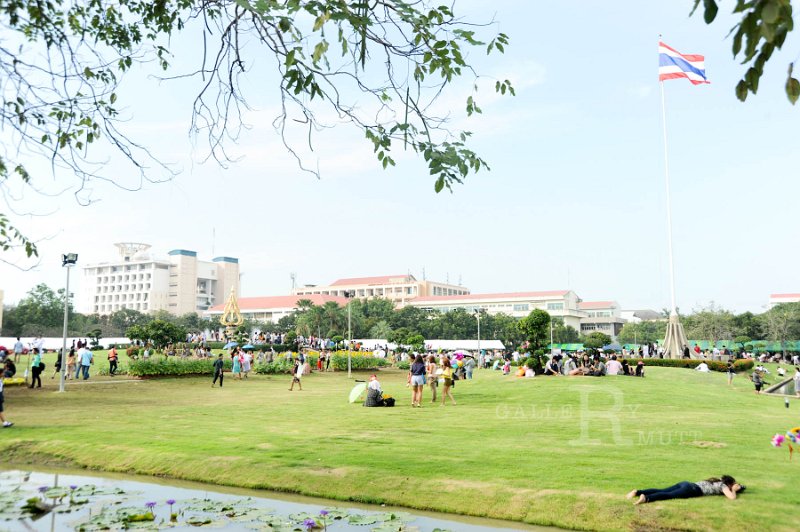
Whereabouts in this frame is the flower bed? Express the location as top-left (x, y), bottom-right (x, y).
top-left (330, 354), bottom-right (389, 371)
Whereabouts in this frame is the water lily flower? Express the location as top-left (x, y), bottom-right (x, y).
top-left (319, 510), bottom-right (329, 516)
top-left (166, 499), bottom-right (175, 506)
top-left (69, 485), bottom-right (78, 491)
top-left (38, 486), bottom-right (49, 493)
top-left (303, 518), bottom-right (317, 530)
top-left (145, 501), bottom-right (157, 513)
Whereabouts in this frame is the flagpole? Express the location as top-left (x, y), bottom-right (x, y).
top-left (659, 79), bottom-right (678, 317)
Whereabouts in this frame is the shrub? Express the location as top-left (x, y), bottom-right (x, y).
top-left (331, 354), bottom-right (388, 371)
top-left (397, 361), bottom-right (410, 370)
top-left (621, 358), bottom-right (754, 372)
top-left (127, 357), bottom-right (232, 377)
top-left (254, 361), bottom-right (293, 374)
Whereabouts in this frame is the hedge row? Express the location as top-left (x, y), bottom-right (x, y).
top-left (127, 357), bottom-right (232, 377)
top-left (621, 358), bottom-right (754, 372)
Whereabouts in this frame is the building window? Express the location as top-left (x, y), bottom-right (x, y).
top-left (547, 302), bottom-right (564, 310)
top-left (513, 303), bottom-right (529, 312)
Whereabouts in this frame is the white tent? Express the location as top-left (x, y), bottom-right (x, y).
top-left (353, 339), bottom-right (504, 352)
top-left (426, 339), bottom-right (505, 351)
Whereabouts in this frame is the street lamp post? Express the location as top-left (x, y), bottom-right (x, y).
top-left (343, 290), bottom-right (355, 378)
top-left (59, 253), bottom-right (78, 393)
top-left (474, 309), bottom-right (481, 359)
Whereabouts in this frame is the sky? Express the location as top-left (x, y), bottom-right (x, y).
top-left (1, 1), bottom-right (799, 314)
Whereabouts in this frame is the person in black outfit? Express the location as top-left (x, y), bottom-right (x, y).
top-left (3, 359), bottom-right (16, 378)
top-left (212, 354), bottom-right (224, 387)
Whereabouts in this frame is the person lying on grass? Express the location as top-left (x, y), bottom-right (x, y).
top-left (627, 475), bottom-right (744, 504)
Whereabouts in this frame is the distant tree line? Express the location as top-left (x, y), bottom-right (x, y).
top-left (6, 284), bottom-right (798, 351)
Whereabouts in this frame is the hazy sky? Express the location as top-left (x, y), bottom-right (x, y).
top-left (1, 1), bottom-right (798, 314)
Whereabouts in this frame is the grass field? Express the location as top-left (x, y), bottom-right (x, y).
top-left (1, 353), bottom-right (797, 531)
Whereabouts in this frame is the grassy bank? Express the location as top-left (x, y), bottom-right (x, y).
top-left (0, 365), bottom-right (796, 531)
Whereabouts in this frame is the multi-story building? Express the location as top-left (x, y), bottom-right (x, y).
top-left (408, 290), bottom-right (584, 330)
top-left (81, 243), bottom-right (239, 315)
top-left (205, 294), bottom-right (349, 324)
top-left (769, 293), bottom-right (800, 308)
top-left (578, 301), bottom-right (625, 339)
top-left (292, 274), bottom-right (468, 304)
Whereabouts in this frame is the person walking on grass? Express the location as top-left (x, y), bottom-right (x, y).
top-left (408, 354), bottom-right (426, 407)
top-left (726, 360), bottom-right (735, 386)
top-left (426, 354), bottom-right (438, 403)
top-left (51, 349), bottom-right (63, 380)
top-left (66, 348), bottom-right (76, 380)
top-left (13, 337), bottom-right (23, 364)
top-left (751, 368), bottom-right (764, 395)
top-left (440, 358), bottom-right (457, 406)
top-left (79, 347), bottom-right (93, 380)
top-left (289, 360), bottom-right (303, 391)
top-left (29, 350), bottom-right (43, 389)
top-left (212, 354), bottom-right (224, 387)
top-left (108, 346), bottom-right (119, 376)
top-left (231, 349), bottom-right (242, 380)
top-left (0, 378), bottom-right (12, 428)
top-left (626, 475), bottom-right (744, 504)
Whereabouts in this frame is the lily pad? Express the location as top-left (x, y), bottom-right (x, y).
top-left (348, 513), bottom-right (380, 525)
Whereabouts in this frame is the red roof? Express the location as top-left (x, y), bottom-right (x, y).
top-left (330, 274), bottom-right (415, 286)
top-left (208, 294), bottom-right (349, 312)
top-left (578, 301), bottom-right (617, 309)
top-left (770, 293), bottom-right (800, 299)
top-left (412, 290), bottom-right (569, 303)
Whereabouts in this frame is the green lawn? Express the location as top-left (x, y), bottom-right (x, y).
top-left (1, 357), bottom-right (797, 531)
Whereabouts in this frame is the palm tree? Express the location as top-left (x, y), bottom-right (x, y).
top-left (322, 301), bottom-right (346, 337)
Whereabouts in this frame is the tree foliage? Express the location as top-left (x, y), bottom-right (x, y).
top-left (517, 309), bottom-right (551, 351)
top-left (693, 0), bottom-right (798, 103)
top-left (0, 0), bottom-right (512, 260)
top-left (582, 331), bottom-right (612, 350)
top-left (125, 319), bottom-right (187, 349)
top-left (617, 320), bottom-right (668, 344)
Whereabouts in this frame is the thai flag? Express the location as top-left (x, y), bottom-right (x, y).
top-left (658, 41), bottom-right (709, 85)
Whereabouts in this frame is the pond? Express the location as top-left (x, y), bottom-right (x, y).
top-left (0, 468), bottom-right (553, 531)
top-left (765, 378), bottom-right (797, 396)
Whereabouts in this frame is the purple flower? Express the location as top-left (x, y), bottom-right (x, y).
top-left (69, 485), bottom-right (78, 491)
top-left (319, 510), bottom-right (329, 516)
top-left (166, 499), bottom-right (175, 506)
top-left (38, 486), bottom-right (49, 493)
top-left (303, 518), bottom-right (317, 529)
top-left (145, 501), bottom-right (157, 510)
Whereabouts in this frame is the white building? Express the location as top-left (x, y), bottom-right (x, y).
top-left (293, 274), bottom-right (468, 304)
top-left (408, 290), bottom-right (584, 330)
top-left (769, 293), bottom-right (800, 308)
top-left (578, 301), bottom-right (625, 339)
top-left (81, 243), bottom-right (239, 316)
top-left (205, 294), bottom-right (349, 323)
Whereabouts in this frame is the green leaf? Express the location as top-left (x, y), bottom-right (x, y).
top-left (785, 75), bottom-right (800, 104)
top-left (762, 2), bottom-right (779, 24)
top-left (434, 176), bottom-right (445, 193)
top-left (703, 0), bottom-right (718, 23)
top-left (735, 79), bottom-right (749, 101)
